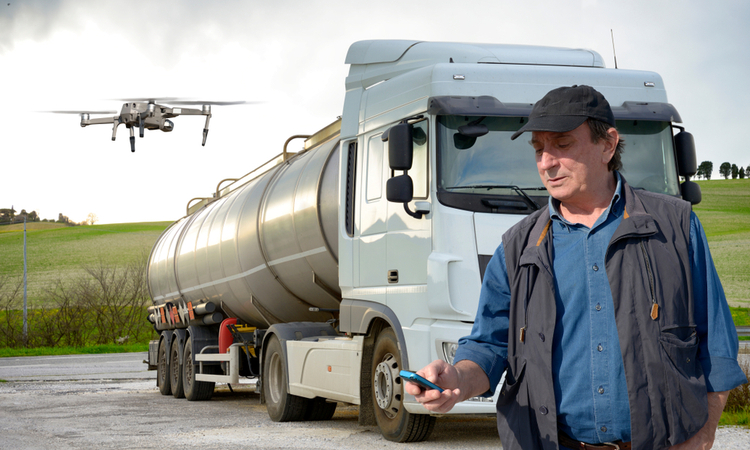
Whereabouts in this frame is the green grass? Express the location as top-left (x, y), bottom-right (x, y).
top-left (694, 180), bottom-right (750, 308)
top-left (0, 343), bottom-right (148, 358)
top-left (0, 221), bottom-right (172, 306)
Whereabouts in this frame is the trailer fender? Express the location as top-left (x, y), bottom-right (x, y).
top-left (186, 325), bottom-right (219, 366)
top-left (171, 329), bottom-right (188, 366)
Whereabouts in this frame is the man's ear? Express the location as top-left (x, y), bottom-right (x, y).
top-left (602, 127), bottom-right (619, 163)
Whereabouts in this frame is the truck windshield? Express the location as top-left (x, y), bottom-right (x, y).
top-left (436, 116), bottom-right (680, 214)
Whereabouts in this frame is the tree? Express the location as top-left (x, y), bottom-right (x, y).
top-left (740, 167), bottom-right (746, 179)
top-left (85, 213), bottom-right (98, 226)
top-left (731, 164), bottom-right (739, 179)
top-left (719, 162), bottom-right (732, 179)
top-left (697, 161), bottom-right (713, 180)
top-left (57, 213), bottom-right (70, 224)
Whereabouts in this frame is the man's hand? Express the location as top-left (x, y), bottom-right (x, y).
top-left (669, 391), bottom-right (729, 450)
top-left (404, 360), bottom-right (490, 414)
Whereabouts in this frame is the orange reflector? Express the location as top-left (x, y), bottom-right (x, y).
top-left (328, 366), bottom-right (332, 372)
top-left (187, 301), bottom-right (195, 321)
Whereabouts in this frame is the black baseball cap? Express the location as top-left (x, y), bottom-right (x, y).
top-left (510, 85), bottom-right (616, 140)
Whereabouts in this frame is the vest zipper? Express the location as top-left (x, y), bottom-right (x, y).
top-left (640, 240), bottom-right (659, 320)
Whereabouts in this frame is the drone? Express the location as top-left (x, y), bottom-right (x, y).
top-left (49, 98), bottom-right (249, 152)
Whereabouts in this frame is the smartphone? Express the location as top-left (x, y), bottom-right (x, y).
top-left (399, 370), bottom-right (444, 392)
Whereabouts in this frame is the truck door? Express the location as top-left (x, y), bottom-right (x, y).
top-left (356, 129), bottom-right (388, 292)
top-left (385, 119), bottom-right (431, 321)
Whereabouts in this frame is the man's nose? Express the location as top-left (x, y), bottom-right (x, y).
top-left (538, 149), bottom-right (557, 169)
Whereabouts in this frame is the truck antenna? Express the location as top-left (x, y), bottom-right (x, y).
top-left (611, 29), bottom-right (618, 69)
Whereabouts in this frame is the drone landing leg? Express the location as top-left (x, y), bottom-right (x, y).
top-left (129, 127), bottom-right (136, 152)
top-left (202, 114), bottom-right (211, 146)
top-left (112, 118), bottom-right (120, 141)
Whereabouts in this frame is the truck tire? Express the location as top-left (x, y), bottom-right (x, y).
top-left (372, 327), bottom-right (436, 442)
top-left (263, 335), bottom-right (309, 421)
top-left (304, 397), bottom-right (337, 421)
top-left (182, 336), bottom-right (215, 401)
top-left (157, 337), bottom-right (171, 395)
top-left (170, 338), bottom-right (185, 398)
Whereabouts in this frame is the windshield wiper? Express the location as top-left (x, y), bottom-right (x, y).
top-left (446, 184), bottom-right (542, 211)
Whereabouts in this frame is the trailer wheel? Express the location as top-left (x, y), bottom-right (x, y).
top-left (371, 327), bottom-right (436, 442)
top-left (170, 338), bottom-right (185, 398)
top-left (157, 337), bottom-right (171, 395)
top-left (263, 335), bottom-right (309, 421)
top-left (183, 336), bottom-right (215, 401)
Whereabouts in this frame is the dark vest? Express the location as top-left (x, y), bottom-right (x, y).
top-left (497, 180), bottom-right (708, 450)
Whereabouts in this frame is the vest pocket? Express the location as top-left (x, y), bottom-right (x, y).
top-left (497, 360), bottom-right (526, 406)
top-left (658, 328), bottom-right (708, 439)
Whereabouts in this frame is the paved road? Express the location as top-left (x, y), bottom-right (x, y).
top-left (0, 352), bottom-right (501, 450)
top-left (1, 352), bottom-right (748, 450)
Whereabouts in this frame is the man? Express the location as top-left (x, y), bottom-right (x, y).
top-left (406, 85), bottom-right (746, 450)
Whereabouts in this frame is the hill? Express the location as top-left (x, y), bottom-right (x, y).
top-left (694, 180), bottom-right (750, 307)
top-left (0, 221), bottom-right (173, 306)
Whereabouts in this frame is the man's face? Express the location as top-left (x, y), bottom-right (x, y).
top-left (531, 123), bottom-right (616, 205)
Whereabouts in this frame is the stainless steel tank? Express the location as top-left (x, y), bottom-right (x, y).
top-left (148, 135), bottom-right (340, 328)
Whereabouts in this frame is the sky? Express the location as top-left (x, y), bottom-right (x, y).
top-left (2, 0), bottom-right (749, 225)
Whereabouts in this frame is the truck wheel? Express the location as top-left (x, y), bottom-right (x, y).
top-left (170, 338), bottom-right (185, 398)
top-left (304, 398), bottom-right (337, 421)
top-left (372, 327), bottom-right (436, 442)
top-left (263, 335), bottom-right (309, 421)
top-left (157, 337), bottom-right (171, 395)
top-left (183, 336), bottom-right (215, 401)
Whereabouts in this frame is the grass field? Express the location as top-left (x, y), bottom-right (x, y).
top-left (0, 221), bottom-right (172, 306)
top-left (694, 180), bottom-right (750, 307)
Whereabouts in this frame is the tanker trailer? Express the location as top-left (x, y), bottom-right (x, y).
top-left (145, 39), bottom-right (701, 443)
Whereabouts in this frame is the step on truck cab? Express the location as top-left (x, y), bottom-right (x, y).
top-left (146, 40), bottom-right (700, 442)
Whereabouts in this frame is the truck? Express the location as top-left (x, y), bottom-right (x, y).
top-left (145, 39), bottom-right (701, 442)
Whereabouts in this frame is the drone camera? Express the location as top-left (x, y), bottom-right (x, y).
top-left (162, 119), bottom-right (175, 132)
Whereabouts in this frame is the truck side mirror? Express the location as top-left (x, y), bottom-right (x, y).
top-left (674, 129), bottom-right (701, 205)
top-left (675, 130), bottom-right (697, 177)
top-left (386, 175), bottom-right (413, 203)
top-left (386, 175), bottom-right (429, 219)
top-left (681, 180), bottom-right (702, 205)
top-left (382, 123), bottom-right (413, 170)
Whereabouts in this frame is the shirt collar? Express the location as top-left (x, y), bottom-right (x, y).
top-left (548, 171), bottom-right (623, 229)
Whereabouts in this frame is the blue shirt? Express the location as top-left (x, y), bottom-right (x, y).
top-left (454, 173), bottom-right (747, 444)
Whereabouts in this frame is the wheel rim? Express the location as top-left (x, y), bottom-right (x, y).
top-left (171, 343), bottom-right (180, 385)
top-left (158, 341), bottom-right (167, 384)
top-left (374, 353), bottom-right (400, 419)
top-left (268, 351), bottom-right (283, 404)
top-left (184, 347), bottom-right (193, 389)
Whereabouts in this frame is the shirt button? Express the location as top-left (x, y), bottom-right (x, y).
top-left (539, 405), bottom-right (549, 415)
top-left (595, 304), bottom-right (602, 311)
top-left (597, 344), bottom-right (603, 352)
top-left (592, 264), bottom-right (599, 271)
top-left (598, 387), bottom-right (605, 394)
top-left (539, 333), bottom-right (546, 342)
top-left (601, 426), bottom-right (608, 432)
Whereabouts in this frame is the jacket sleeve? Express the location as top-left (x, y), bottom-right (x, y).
top-left (453, 243), bottom-right (511, 396)
top-left (690, 211), bottom-right (748, 392)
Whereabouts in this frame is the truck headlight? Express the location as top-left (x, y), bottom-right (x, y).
top-left (442, 342), bottom-right (458, 365)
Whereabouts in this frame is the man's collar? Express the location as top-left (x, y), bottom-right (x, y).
top-left (548, 171), bottom-right (623, 226)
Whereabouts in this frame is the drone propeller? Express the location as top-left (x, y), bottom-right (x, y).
top-left (45, 110), bottom-right (118, 115)
top-left (167, 100), bottom-right (255, 106)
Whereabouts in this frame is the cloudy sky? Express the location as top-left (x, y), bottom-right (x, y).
top-left (2, 0), bottom-right (748, 224)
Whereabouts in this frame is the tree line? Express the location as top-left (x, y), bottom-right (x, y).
top-left (0, 207), bottom-right (98, 226)
top-left (695, 161), bottom-right (750, 180)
